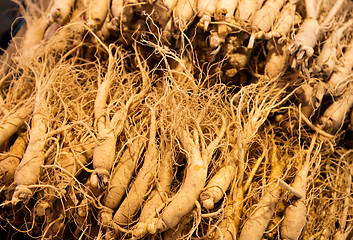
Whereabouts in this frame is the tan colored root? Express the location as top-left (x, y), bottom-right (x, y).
top-left (0, 104), bottom-right (33, 147)
top-left (102, 135), bottom-right (146, 210)
top-left (248, 0), bottom-right (286, 48)
top-left (132, 139), bottom-right (173, 238)
top-left (314, 18), bottom-right (353, 79)
top-left (200, 161), bottom-right (236, 209)
top-left (58, 140), bottom-right (95, 177)
top-left (0, 132), bottom-right (28, 183)
top-left (148, 116), bottom-right (226, 233)
top-left (265, 0), bottom-right (298, 40)
top-left (91, 49), bottom-right (127, 189)
top-left (172, 0), bottom-right (197, 35)
top-left (214, 80), bottom-right (288, 239)
top-left (163, 213), bottom-right (193, 240)
top-left (0, 24), bottom-right (26, 82)
top-left (197, 0), bottom-right (217, 31)
top-left (113, 107), bottom-right (158, 225)
top-left (239, 141), bottom-right (284, 240)
top-left (327, 38), bottom-right (353, 97)
top-left (289, 18), bottom-right (320, 67)
top-left (235, 0), bottom-right (258, 25)
top-left (214, 0), bottom-right (238, 37)
top-left (213, 190), bottom-right (242, 239)
top-left (49, 0), bottom-right (76, 24)
top-left (21, 15), bottom-right (50, 58)
top-left (84, 0), bottom-right (110, 29)
top-left (281, 135), bottom-right (320, 240)
top-left (35, 139), bottom-right (95, 216)
top-left (12, 88), bottom-right (48, 202)
top-left (109, 0), bottom-right (136, 33)
top-left (264, 40), bottom-right (289, 79)
top-left (295, 80), bottom-right (325, 119)
top-left (318, 87), bottom-right (353, 134)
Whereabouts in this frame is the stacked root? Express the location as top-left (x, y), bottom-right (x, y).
top-left (1, 0), bottom-right (353, 239)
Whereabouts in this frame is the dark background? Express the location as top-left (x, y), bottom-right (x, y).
top-left (0, 0), bottom-right (21, 51)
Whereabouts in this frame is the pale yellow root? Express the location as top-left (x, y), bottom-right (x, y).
top-left (295, 80), bottom-right (326, 118)
top-left (289, 18), bottom-right (320, 67)
top-left (0, 132), bottom-right (28, 183)
top-left (265, 0), bottom-right (298, 40)
top-left (49, 0), bottom-right (76, 24)
top-left (281, 200), bottom-right (307, 240)
top-left (327, 38), bottom-right (353, 97)
top-left (148, 115), bottom-right (226, 233)
top-left (281, 135), bottom-right (319, 240)
top-left (248, 0), bottom-right (286, 47)
top-left (318, 87), bottom-right (353, 134)
top-left (90, 44), bottom-right (150, 188)
top-left (337, 164), bottom-right (352, 237)
top-left (96, 13), bottom-right (111, 42)
top-left (200, 162), bottom-right (236, 209)
top-left (43, 22), bottom-right (61, 41)
top-left (299, 35), bottom-right (353, 120)
top-left (333, 224), bottom-right (353, 240)
top-left (111, 0), bottom-right (124, 19)
top-left (108, 0), bottom-right (135, 31)
top-left (113, 108), bottom-right (158, 225)
top-left (147, 128), bottom-right (207, 233)
top-left (197, 0), bottom-right (217, 31)
top-left (215, 0), bottom-right (238, 23)
top-left (35, 140), bottom-right (95, 216)
top-left (21, 15), bottom-right (50, 58)
top-left (102, 136), bottom-right (146, 210)
top-left (0, 23), bottom-right (26, 81)
top-left (264, 40), bottom-right (289, 79)
top-left (90, 128), bottom-right (116, 189)
top-left (239, 142), bottom-right (284, 240)
top-left (214, 0), bottom-right (239, 35)
top-left (235, 0), bottom-right (258, 25)
top-left (77, 178), bottom-right (103, 218)
top-left (90, 50), bottom-right (126, 189)
top-left (172, 0), bottom-right (197, 35)
top-left (132, 140), bottom-right (173, 238)
top-left (0, 104), bottom-right (33, 147)
top-left (163, 213), bottom-right (194, 240)
top-left (12, 89), bottom-right (48, 203)
top-left (213, 152), bottom-right (266, 239)
top-left (214, 81), bottom-right (286, 239)
top-left (314, 18), bottom-right (353, 79)
top-left (290, 0), bottom-right (344, 67)
top-left (213, 190), bottom-right (242, 239)
top-left (58, 141), bottom-right (95, 176)
top-left (85, 0), bottom-right (110, 29)
top-left (92, 45), bottom-right (149, 191)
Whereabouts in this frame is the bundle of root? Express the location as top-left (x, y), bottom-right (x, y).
top-left (1, 0), bottom-right (353, 239)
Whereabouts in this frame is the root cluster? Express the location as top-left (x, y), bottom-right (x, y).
top-left (1, 0), bottom-right (353, 239)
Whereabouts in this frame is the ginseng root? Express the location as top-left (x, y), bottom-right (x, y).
top-left (13, 88), bottom-right (48, 203)
top-left (0, 132), bottom-right (28, 184)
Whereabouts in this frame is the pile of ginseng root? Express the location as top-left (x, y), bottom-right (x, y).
top-left (1, 0), bottom-right (353, 239)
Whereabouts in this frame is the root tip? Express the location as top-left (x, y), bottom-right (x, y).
top-left (132, 222), bottom-right (147, 238)
top-left (147, 218), bottom-right (162, 234)
top-left (90, 168), bottom-right (110, 189)
top-left (36, 200), bottom-right (51, 216)
top-left (12, 185), bottom-right (32, 204)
